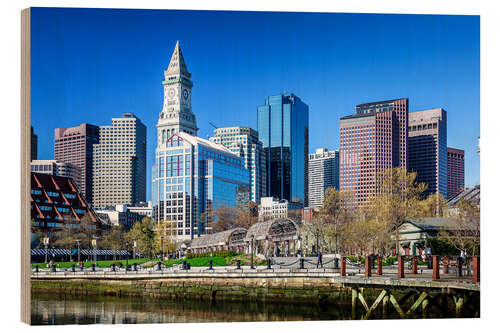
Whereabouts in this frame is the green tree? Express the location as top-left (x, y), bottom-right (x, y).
top-left (126, 217), bottom-right (155, 258)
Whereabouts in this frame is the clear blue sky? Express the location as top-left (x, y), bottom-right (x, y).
top-left (30, 8), bottom-right (480, 200)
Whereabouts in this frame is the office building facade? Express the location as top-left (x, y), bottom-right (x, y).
top-left (258, 196), bottom-right (302, 222)
top-left (257, 93), bottom-right (309, 206)
top-left (54, 123), bottom-right (99, 203)
top-left (339, 98), bottom-right (409, 205)
top-left (209, 126), bottom-right (267, 203)
top-left (30, 160), bottom-right (81, 184)
top-left (408, 108), bottom-right (447, 198)
top-left (308, 148), bottom-right (340, 208)
top-left (31, 126), bottom-right (37, 161)
top-left (447, 147), bottom-right (465, 199)
top-left (92, 113), bottom-right (147, 209)
top-left (152, 132), bottom-right (249, 241)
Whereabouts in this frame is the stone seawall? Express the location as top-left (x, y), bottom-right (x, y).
top-left (31, 276), bottom-right (368, 305)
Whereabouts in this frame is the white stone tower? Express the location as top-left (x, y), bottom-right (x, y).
top-left (157, 41), bottom-right (198, 146)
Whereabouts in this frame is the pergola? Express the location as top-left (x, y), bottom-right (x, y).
top-left (244, 218), bottom-right (300, 257)
top-left (189, 228), bottom-right (248, 253)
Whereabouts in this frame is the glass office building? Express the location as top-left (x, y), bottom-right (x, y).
top-left (257, 93), bottom-right (309, 206)
top-left (152, 132), bottom-right (249, 240)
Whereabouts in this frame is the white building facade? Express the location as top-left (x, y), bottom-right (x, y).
top-left (308, 148), bottom-right (340, 208)
top-left (30, 160), bottom-right (81, 185)
top-left (258, 197), bottom-right (301, 222)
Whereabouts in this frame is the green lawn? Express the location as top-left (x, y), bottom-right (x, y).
top-left (163, 254), bottom-right (267, 267)
top-left (31, 258), bottom-right (153, 269)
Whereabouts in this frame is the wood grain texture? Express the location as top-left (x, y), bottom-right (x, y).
top-left (21, 7), bottom-right (31, 325)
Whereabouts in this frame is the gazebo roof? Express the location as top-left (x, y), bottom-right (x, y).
top-left (245, 218), bottom-right (299, 242)
top-left (190, 228), bottom-right (247, 249)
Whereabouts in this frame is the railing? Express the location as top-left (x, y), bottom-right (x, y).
top-left (31, 255), bottom-right (480, 283)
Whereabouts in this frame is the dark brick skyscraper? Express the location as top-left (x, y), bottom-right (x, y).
top-left (339, 98), bottom-right (408, 206)
top-left (447, 147), bottom-right (465, 199)
top-left (54, 123), bottom-right (99, 204)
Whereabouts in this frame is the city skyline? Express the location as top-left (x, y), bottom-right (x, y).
top-left (30, 8), bottom-right (480, 201)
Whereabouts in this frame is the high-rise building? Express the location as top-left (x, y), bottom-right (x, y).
top-left (308, 148), bottom-right (340, 208)
top-left (92, 113), bottom-right (147, 209)
top-left (54, 123), bottom-right (99, 203)
top-left (209, 126), bottom-right (267, 203)
top-left (152, 132), bottom-right (249, 240)
top-left (30, 160), bottom-right (81, 183)
top-left (156, 41), bottom-right (198, 145)
top-left (339, 98), bottom-right (409, 206)
top-left (31, 126), bottom-right (37, 161)
top-left (257, 93), bottom-right (309, 206)
top-left (408, 109), bottom-right (447, 198)
top-left (447, 147), bottom-right (465, 199)
top-left (258, 197), bottom-right (302, 222)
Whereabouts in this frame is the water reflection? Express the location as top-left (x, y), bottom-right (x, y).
top-left (31, 293), bottom-right (458, 325)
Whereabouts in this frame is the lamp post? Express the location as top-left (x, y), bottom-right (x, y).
top-left (133, 240), bottom-right (136, 260)
top-left (91, 237), bottom-right (97, 265)
top-left (76, 239), bottom-right (81, 263)
top-left (160, 236), bottom-right (164, 260)
top-left (43, 236), bottom-right (49, 263)
top-left (251, 235), bottom-right (255, 269)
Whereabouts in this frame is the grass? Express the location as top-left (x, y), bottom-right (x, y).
top-left (163, 253), bottom-right (267, 267)
top-left (31, 258), bottom-right (152, 269)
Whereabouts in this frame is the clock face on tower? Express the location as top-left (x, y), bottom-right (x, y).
top-left (167, 88), bottom-right (176, 99)
top-left (182, 88), bottom-right (189, 101)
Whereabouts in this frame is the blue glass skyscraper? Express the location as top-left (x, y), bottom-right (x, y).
top-left (257, 93), bottom-right (309, 206)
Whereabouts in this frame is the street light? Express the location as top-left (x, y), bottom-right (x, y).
top-left (133, 240), bottom-right (136, 260)
top-left (92, 237), bottom-right (97, 265)
top-left (250, 235), bottom-right (255, 269)
top-left (75, 239), bottom-right (81, 263)
top-left (43, 236), bottom-right (49, 263)
top-left (160, 236), bottom-right (164, 260)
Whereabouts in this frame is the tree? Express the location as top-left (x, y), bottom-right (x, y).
top-left (153, 219), bottom-right (177, 257)
top-left (368, 167), bottom-right (427, 254)
top-left (235, 201), bottom-right (259, 230)
top-left (125, 217), bottom-right (155, 258)
top-left (320, 188), bottom-right (355, 255)
top-left (101, 225), bottom-right (125, 260)
top-left (416, 193), bottom-right (449, 218)
top-left (439, 198), bottom-right (480, 255)
top-left (70, 212), bottom-right (99, 260)
top-left (212, 204), bottom-right (239, 232)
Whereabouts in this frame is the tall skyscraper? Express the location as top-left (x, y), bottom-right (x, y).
top-left (31, 126), bottom-right (37, 161)
top-left (152, 132), bottom-right (249, 240)
top-left (308, 148), bottom-right (340, 208)
top-left (339, 98), bottom-right (409, 206)
top-left (447, 147), bottom-right (465, 199)
top-left (54, 123), bottom-right (99, 203)
top-left (257, 93), bottom-right (309, 206)
top-left (408, 109), bottom-right (447, 198)
top-left (92, 113), bottom-right (146, 209)
top-left (209, 126), bottom-right (267, 203)
top-left (157, 41), bottom-right (198, 145)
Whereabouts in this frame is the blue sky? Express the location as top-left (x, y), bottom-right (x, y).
top-left (30, 8), bottom-right (480, 200)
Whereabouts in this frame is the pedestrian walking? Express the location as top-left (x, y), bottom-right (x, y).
top-left (316, 251), bottom-right (323, 268)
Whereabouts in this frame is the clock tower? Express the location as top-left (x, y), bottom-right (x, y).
top-left (157, 41), bottom-right (198, 146)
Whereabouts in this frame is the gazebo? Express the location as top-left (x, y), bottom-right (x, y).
top-left (244, 218), bottom-right (300, 257)
top-left (189, 228), bottom-right (247, 253)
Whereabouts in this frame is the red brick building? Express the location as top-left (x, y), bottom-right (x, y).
top-left (339, 98), bottom-right (409, 206)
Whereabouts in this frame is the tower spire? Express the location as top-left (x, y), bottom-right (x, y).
top-left (166, 40), bottom-right (190, 77)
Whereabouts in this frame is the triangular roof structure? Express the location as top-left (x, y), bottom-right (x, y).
top-left (166, 40), bottom-right (190, 77)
